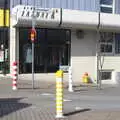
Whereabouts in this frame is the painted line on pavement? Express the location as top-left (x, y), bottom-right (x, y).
top-left (75, 107), bottom-right (83, 110)
top-left (40, 93), bottom-right (53, 96)
top-left (63, 99), bottom-right (72, 102)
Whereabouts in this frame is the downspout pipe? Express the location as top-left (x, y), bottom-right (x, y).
top-left (59, 8), bottom-right (62, 27)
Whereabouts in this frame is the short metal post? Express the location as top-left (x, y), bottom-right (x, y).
top-left (32, 42), bottom-right (34, 89)
top-left (68, 66), bottom-right (73, 92)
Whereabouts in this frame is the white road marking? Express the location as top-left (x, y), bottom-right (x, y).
top-left (41, 93), bottom-right (53, 96)
top-left (41, 93), bottom-right (72, 102)
top-left (75, 107), bottom-right (82, 110)
top-left (63, 99), bottom-right (72, 102)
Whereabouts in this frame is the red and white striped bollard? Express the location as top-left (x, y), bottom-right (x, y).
top-left (12, 61), bottom-right (18, 90)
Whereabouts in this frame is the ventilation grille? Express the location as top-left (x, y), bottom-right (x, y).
top-left (76, 30), bottom-right (84, 39)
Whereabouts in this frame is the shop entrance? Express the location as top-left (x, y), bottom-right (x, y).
top-left (19, 28), bottom-right (71, 73)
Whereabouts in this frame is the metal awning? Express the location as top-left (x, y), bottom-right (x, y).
top-left (11, 5), bottom-right (120, 32)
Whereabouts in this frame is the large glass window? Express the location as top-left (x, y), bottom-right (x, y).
top-left (99, 32), bottom-right (120, 55)
top-left (100, 32), bottom-right (114, 53)
top-left (100, 7), bottom-right (112, 13)
top-left (19, 28), bottom-right (71, 73)
top-left (115, 33), bottom-right (120, 54)
top-left (100, 0), bottom-right (113, 5)
top-left (100, 0), bottom-right (115, 13)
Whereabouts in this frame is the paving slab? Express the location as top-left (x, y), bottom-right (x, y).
top-left (0, 77), bottom-right (120, 120)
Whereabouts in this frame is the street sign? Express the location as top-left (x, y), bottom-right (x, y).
top-left (59, 65), bottom-right (69, 72)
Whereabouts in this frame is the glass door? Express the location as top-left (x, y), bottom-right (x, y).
top-left (19, 28), bottom-right (71, 73)
top-left (47, 46), bottom-right (61, 72)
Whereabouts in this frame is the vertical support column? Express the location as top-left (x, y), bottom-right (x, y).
top-left (12, 61), bottom-right (18, 90)
top-left (16, 28), bottom-right (19, 74)
top-left (10, 17), bottom-right (17, 74)
top-left (56, 70), bottom-right (64, 119)
top-left (68, 66), bottom-right (73, 92)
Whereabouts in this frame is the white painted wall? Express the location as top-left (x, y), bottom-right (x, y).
top-left (71, 29), bottom-right (120, 84)
top-left (101, 57), bottom-right (120, 84)
top-left (102, 57), bottom-right (120, 71)
top-left (71, 30), bottom-right (96, 82)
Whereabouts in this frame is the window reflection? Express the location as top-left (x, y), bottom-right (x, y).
top-left (100, 7), bottom-right (112, 13)
top-left (19, 28), bottom-right (71, 73)
top-left (100, 0), bottom-right (113, 13)
top-left (100, 0), bottom-right (113, 5)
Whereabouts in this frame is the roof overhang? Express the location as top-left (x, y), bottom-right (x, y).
top-left (11, 5), bottom-right (120, 32)
top-left (11, 5), bottom-right (61, 28)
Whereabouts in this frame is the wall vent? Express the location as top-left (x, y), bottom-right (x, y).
top-left (76, 30), bottom-right (84, 39)
top-left (100, 70), bottom-right (113, 80)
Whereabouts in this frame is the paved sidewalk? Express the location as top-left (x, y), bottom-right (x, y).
top-left (0, 76), bottom-right (120, 120)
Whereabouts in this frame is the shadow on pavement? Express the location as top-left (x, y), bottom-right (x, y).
top-left (64, 108), bottom-right (91, 116)
top-left (0, 97), bottom-right (32, 118)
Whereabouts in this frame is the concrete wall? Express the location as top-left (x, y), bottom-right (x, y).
top-left (71, 30), bottom-right (97, 82)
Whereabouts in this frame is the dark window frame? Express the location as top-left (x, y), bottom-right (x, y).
top-left (100, 0), bottom-right (113, 13)
top-left (100, 32), bottom-right (114, 54)
top-left (100, 0), bottom-right (113, 5)
top-left (100, 70), bottom-right (113, 80)
top-left (19, 27), bottom-right (71, 73)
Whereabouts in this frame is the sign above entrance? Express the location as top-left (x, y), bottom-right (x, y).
top-left (12, 5), bottom-right (61, 27)
top-left (21, 7), bottom-right (57, 19)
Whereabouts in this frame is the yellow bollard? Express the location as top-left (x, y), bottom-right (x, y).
top-left (56, 70), bottom-right (64, 119)
top-left (84, 76), bottom-right (89, 83)
top-left (82, 72), bottom-right (89, 83)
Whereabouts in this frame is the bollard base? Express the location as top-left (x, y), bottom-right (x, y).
top-left (68, 89), bottom-right (74, 92)
top-left (68, 87), bottom-right (74, 92)
top-left (56, 115), bottom-right (66, 120)
top-left (12, 87), bottom-right (17, 90)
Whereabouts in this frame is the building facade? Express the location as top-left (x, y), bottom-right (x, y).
top-left (9, 0), bottom-right (120, 84)
top-left (11, 0), bottom-right (120, 13)
top-left (0, 0), bottom-right (10, 74)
